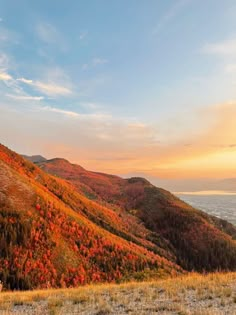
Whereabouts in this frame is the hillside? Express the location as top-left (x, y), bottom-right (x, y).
top-left (0, 273), bottom-right (236, 314)
top-left (0, 144), bottom-right (179, 291)
top-left (38, 157), bottom-right (236, 271)
top-left (0, 144), bottom-right (236, 291)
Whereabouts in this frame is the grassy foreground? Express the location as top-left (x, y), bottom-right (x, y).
top-left (0, 273), bottom-right (236, 314)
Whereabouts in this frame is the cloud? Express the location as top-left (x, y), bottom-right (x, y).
top-left (224, 63), bottom-right (236, 73)
top-left (149, 102), bottom-right (236, 178)
top-left (37, 22), bottom-right (60, 44)
top-left (153, 0), bottom-right (191, 35)
top-left (33, 81), bottom-right (71, 96)
top-left (40, 106), bottom-right (79, 117)
top-left (0, 54), bottom-right (15, 85)
top-left (0, 70), bottom-right (12, 81)
top-left (82, 58), bottom-right (109, 70)
top-left (0, 53), bottom-right (10, 68)
top-left (39, 105), bottom-right (111, 120)
top-left (79, 102), bottom-right (102, 110)
top-left (92, 58), bottom-right (108, 65)
top-left (6, 94), bottom-right (44, 101)
top-left (17, 78), bottom-right (32, 84)
top-left (0, 61), bottom-right (22, 92)
top-left (36, 22), bottom-right (67, 51)
top-left (203, 39), bottom-right (236, 55)
top-left (0, 57), bottom-right (73, 98)
top-left (0, 98), bottom-right (159, 172)
top-left (17, 77), bottom-right (72, 96)
top-left (1, 94), bottom-right (236, 179)
top-left (77, 74), bottom-right (110, 96)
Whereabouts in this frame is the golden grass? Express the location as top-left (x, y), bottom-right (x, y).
top-left (0, 272), bottom-right (236, 314)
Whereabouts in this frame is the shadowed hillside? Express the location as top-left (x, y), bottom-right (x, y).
top-left (38, 156), bottom-right (236, 272)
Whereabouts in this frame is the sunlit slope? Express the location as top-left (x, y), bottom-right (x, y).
top-left (0, 144), bottom-right (180, 290)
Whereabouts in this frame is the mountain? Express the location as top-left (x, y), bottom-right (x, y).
top-left (38, 158), bottom-right (236, 271)
top-left (0, 143), bottom-right (236, 291)
top-left (144, 177), bottom-right (236, 193)
top-left (22, 155), bottom-right (47, 163)
top-left (0, 144), bottom-right (180, 290)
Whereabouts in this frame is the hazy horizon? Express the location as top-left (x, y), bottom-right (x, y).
top-left (20, 152), bottom-right (236, 193)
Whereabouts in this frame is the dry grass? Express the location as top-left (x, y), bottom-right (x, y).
top-left (0, 272), bottom-right (236, 314)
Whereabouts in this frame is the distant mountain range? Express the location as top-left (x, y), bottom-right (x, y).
top-left (0, 143), bottom-right (236, 290)
top-left (219, 178), bottom-right (236, 191)
top-left (141, 177), bottom-right (236, 193)
top-left (22, 154), bottom-right (47, 163)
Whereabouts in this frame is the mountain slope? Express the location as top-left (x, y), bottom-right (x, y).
top-left (38, 157), bottom-right (236, 272)
top-left (0, 144), bottom-right (180, 290)
top-left (1, 144), bottom-right (236, 291)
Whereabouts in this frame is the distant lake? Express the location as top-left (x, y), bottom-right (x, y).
top-left (176, 193), bottom-right (236, 226)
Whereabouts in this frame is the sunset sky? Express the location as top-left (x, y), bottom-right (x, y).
top-left (1, 1), bottom-right (236, 191)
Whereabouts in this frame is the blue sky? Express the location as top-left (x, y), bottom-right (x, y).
top-left (1, 0), bottom-right (236, 189)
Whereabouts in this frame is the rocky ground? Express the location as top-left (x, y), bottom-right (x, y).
top-left (0, 273), bottom-right (236, 315)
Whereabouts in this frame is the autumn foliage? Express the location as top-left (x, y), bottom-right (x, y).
top-left (0, 143), bottom-right (236, 291)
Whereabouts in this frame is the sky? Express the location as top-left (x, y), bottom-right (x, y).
top-left (1, 0), bottom-right (236, 191)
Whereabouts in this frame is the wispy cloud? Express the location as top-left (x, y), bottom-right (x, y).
top-left (80, 102), bottom-right (102, 110)
top-left (92, 58), bottom-right (108, 65)
top-left (40, 106), bottom-right (79, 117)
top-left (0, 70), bottom-right (12, 81)
top-left (0, 54), bottom-right (73, 99)
top-left (0, 53), bottom-right (10, 68)
top-left (153, 0), bottom-right (191, 35)
top-left (36, 22), bottom-right (67, 51)
top-left (17, 77), bottom-right (72, 96)
top-left (37, 22), bottom-right (60, 44)
top-left (17, 78), bottom-right (32, 84)
top-left (82, 58), bottom-right (109, 71)
top-left (224, 63), bottom-right (236, 73)
top-left (39, 105), bottom-right (111, 120)
top-left (203, 38), bottom-right (236, 55)
top-left (6, 94), bottom-right (44, 101)
top-left (2, 98), bottom-right (236, 178)
top-left (0, 54), bottom-right (22, 92)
